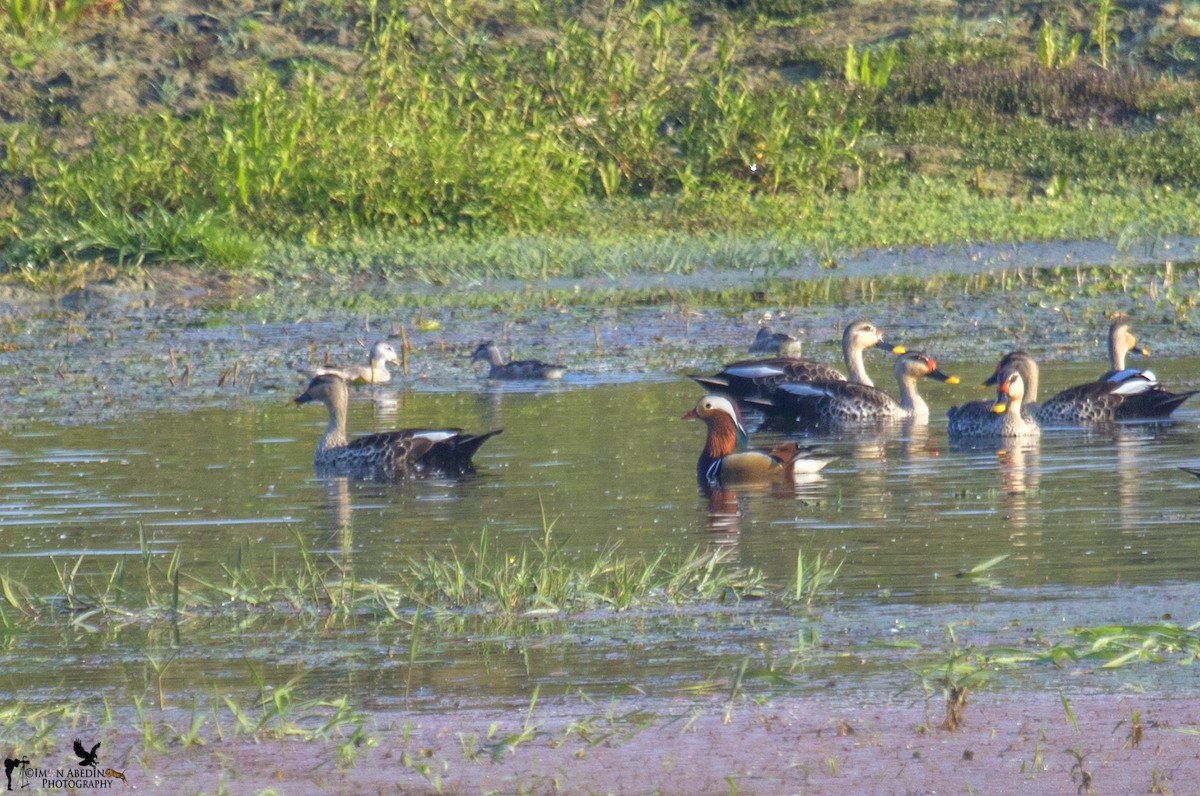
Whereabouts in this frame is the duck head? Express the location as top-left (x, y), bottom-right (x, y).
top-left (369, 340), bottom-right (402, 366)
top-left (294, 373), bottom-right (347, 405)
top-left (684, 394), bottom-right (750, 455)
top-left (846, 319), bottom-right (906, 355)
top-left (1111, 321), bottom-right (1149, 359)
top-left (897, 351), bottom-right (959, 384)
top-left (992, 368), bottom-right (1025, 414)
top-left (469, 340), bottom-right (501, 364)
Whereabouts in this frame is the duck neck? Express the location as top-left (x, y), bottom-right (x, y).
top-left (844, 340), bottom-right (873, 387)
top-left (896, 372), bottom-right (928, 418)
top-left (1109, 333), bottom-right (1126, 372)
top-left (484, 345), bottom-right (505, 367)
top-left (1001, 396), bottom-right (1026, 434)
top-left (317, 385), bottom-right (350, 454)
top-left (367, 360), bottom-right (390, 382)
top-left (701, 414), bottom-right (741, 462)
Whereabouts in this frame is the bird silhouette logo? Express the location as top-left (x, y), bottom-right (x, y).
top-left (72, 740), bottom-right (99, 768)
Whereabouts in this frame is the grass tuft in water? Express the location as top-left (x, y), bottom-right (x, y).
top-left (2, 526), bottom-right (780, 627)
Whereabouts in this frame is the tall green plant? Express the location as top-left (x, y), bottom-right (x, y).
top-left (2, 0), bottom-right (118, 38)
top-left (1091, 0), bottom-right (1122, 70)
top-left (844, 44), bottom-right (895, 89)
top-left (1037, 21), bottom-right (1081, 69)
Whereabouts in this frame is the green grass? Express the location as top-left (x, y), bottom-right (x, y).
top-left (4, 1), bottom-right (1200, 284)
top-left (0, 526), bottom-right (788, 626)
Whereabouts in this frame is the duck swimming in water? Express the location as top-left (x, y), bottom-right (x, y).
top-left (684, 394), bottom-right (836, 487)
top-left (748, 327), bottom-right (804, 358)
top-left (948, 366), bottom-right (1041, 439)
top-left (984, 348), bottom-right (1195, 423)
top-left (469, 340), bottom-right (567, 380)
top-left (689, 319), bottom-right (906, 401)
top-left (303, 340), bottom-right (401, 385)
top-left (751, 351), bottom-right (958, 426)
top-left (294, 373), bottom-right (501, 480)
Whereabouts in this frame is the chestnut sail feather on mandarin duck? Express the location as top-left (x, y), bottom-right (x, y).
top-left (469, 340), bottom-right (567, 380)
top-left (689, 319), bottom-right (905, 401)
top-left (294, 374), bottom-right (501, 480)
top-left (302, 340), bottom-right (401, 385)
top-left (684, 394), bottom-right (836, 487)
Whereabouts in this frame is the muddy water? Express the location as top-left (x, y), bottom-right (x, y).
top-left (2, 349), bottom-right (1200, 706)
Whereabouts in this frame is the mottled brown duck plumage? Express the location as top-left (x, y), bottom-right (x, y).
top-left (294, 374), bottom-right (501, 480)
top-left (689, 319), bottom-right (905, 401)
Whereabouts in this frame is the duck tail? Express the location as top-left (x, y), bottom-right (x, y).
top-left (454, 429), bottom-right (504, 461)
top-left (1123, 388), bottom-right (1197, 419)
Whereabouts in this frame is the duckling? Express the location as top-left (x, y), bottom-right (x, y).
top-left (684, 394), bottom-right (836, 487)
top-left (294, 374), bottom-right (501, 480)
top-left (752, 351), bottom-right (958, 426)
top-left (304, 340), bottom-right (401, 385)
top-left (690, 319), bottom-right (906, 400)
top-left (469, 340), bottom-right (567, 380)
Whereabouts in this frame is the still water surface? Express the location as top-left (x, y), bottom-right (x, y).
top-left (2, 359), bottom-right (1199, 704)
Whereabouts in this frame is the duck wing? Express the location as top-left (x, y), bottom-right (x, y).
top-left (690, 357), bottom-right (844, 400)
top-left (755, 380), bottom-right (898, 423)
top-left (1039, 376), bottom-right (1195, 423)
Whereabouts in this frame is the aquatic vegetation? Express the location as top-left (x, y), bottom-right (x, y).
top-left (0, 528), bottom-right (776, 626)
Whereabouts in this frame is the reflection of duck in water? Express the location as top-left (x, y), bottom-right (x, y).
top-left (303, 340), bottom-right (401, 386)
top-left (294, 374), bottom-right (502, 480)
top-left (689, 319), bottom-right (905, 401)
top-left (469, 340), bottom-right (566, 380)
top-left (684, 395), bottom-right (835, 489)
top-left (752, 351), bottom-right (958, 426)
top-left (983, 349), bottom-right (1195, 423)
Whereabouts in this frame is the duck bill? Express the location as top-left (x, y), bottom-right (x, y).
top-left (294, 391), bottom-right (314, 405)
top-left (875, 339), bottom-right (906, 354)
top-left (927, 368), bottom-right (960, 384)
top-left (992, 394), bottom-right (1012, 414)
top-left (682, 408), bottom-right (699, 420)
top-left (982, 370), bottom-right (1000, 386)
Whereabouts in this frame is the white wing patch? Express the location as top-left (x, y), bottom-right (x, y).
top-left (777, 382), bottom-right (833, 398)
top-left (413, 430), bottom-right (457, 442)
top-left (724, 364), bottom-right (786, 379)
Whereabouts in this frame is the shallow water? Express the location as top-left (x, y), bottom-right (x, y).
top-left (3, 352), bottom-right (1200, 706)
